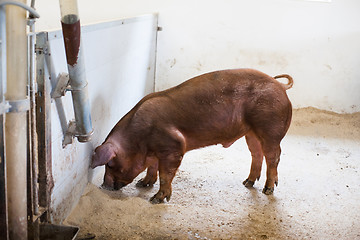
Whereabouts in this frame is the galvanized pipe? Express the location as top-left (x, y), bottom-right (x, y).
top-left (5, 1), bottom-right (28, 239)
top-left (59, 0), bottom-right (93, 142)
top-left (28, 13), bottom-right (39, 217)
top-left (0, 11), bottom-right (9, 239)
top-left (0, 4), bottom-right (7, 109)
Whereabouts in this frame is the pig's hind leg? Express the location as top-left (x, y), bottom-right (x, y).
top-left (243, 131), bottom-right (264, 188)
top-left (242, 125), bottom-right (283, 195)
top-left (261, 141), bottom-right (281, 195)
top-left (136, 161), bottom-right (158, 188)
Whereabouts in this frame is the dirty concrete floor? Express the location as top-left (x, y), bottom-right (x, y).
top-left (65, 108), bottom-right (360, 240)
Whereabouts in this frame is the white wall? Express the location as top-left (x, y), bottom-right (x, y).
top-left (42, 15), bottom-right (158, 222)
top-left (34, 0), bottom-right (360, 113)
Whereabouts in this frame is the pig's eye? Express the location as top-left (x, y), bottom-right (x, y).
top-left (107, 160), bottom-right (116, 169)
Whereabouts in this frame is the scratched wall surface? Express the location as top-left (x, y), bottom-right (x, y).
top-left (44, 14), bottom-right (158, 223)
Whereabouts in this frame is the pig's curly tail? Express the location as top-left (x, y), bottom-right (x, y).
top-left (274, 74), bottom-right (293, 90)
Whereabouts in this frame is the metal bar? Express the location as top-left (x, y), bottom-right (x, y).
top-left (28, 15), bottom-right (40, 240)
top-left (59, 0), bottom-right (93, 142)
top-left (0, 5), bottom-right (6, 105)
top-left (26, 109), bottom-right (33, 238)
top-left (0, 2), bottom-right (9, 240)
top-left (45, 57), bottom-right (68, 139)
top-left (35, 32), bottom-right (54, 219)
top-left (0, 114), bottom-right (8, 240)
top-left (28, 14), bottom-right (39, 218)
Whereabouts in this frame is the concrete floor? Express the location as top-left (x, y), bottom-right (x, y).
top-left (65, 108), bottom-right (360, 240)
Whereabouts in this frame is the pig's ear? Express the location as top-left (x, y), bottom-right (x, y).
top-left (91, 143), bottom-right (116, 169)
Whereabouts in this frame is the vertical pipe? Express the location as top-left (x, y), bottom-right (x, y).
top-left (0, 115), bottom-right (7, 240)
top-left (27, 12), bottom-right (39, 239)
top-left (0, 6), bottom-right (6, 103)
top-left (5, 1), bottom-right (28, 239)
top-left (0, 4), bottom-right (9, 240)
top-left (59, 0), bottom-right (93, 142)
top-left (28, 16), bottom-right (39, 217)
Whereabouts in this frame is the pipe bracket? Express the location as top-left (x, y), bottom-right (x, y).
top-left (51, 73), bottom-right (89, 99)
top-left (1, 99), bottom-right (30, 113)
top-left (0, 101), bottom-right (10, 114)
top-left (67, 82), bottom-right (88, 92)
top-left (62, 120), bottom-right (76, 148)
top-left (51, 73), bottom-right (70, 98)
top-left (8, 99), bottom-right (30, 113)
top-left (35, 45), bottom-right (48, 55)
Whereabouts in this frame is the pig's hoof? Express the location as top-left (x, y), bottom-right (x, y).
top-left (243, 178), bottom-right (255, 188)
top-left (149, 191), bottom-right (171, 204)
top-left (150, 196), bottom-right (164, 204)
top-left (136, 178), bottom-right (154, 188)
top-left (262, 186), bottom-right (274, 195)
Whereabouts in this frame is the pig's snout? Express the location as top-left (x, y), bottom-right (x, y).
top-left (101, 181), bottom-right (126, 191)
top-left (101, 173), bottom-right (128, 191)
top-left (101, 181), bottom-right (127, 191)
top-left (114, 181), bottom-right (127, 190)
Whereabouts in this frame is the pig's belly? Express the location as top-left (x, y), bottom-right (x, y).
top-left (182, 126), bottom-right (250, 151)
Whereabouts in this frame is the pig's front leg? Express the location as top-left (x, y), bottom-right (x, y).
top-left (150, 153), bottom-right (183, 204)
top-left (136, 161), bottom-right (158, 187)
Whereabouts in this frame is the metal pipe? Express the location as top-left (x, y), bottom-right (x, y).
top-left (0, 1), bottom-right (40, 113)
top-left (59, 0), bottom-right (93, 142)
top-left (0, 4), bottom-right (7, 109)
top-left (0, 114), bottom-right (8, 240)
top-left (0, 1), bottom-right (39, 18)
top-left (5, 1), bottom-right (28, 239)
top-left (28, 14), bottom-right (39, 217)
top-left (0, 10), bottom-right (8, 239)
top-left (30, 0), bottom-right (36, 9)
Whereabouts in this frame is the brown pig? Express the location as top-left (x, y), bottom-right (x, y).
top-left (91, 68), bottom-right (293, 203)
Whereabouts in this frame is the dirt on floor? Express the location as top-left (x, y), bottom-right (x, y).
top-left (64, 107), bottom-right (360, 240)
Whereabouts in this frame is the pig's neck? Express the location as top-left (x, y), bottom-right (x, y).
top-left (108, 106), bottom-right (152, 159)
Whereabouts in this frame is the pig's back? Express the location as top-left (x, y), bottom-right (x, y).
top-left (131, 69), bottom-right (291, 150)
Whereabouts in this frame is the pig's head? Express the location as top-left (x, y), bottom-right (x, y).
top-left (91, 142), bottom-right (146, 190)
